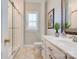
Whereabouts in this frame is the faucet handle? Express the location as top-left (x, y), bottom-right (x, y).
top-left (72, 36), bottom-right (77, 42)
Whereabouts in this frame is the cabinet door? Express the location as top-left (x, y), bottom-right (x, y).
top-left (46, 41), bottom-right (66, 59)
top-left (52, 47), bottom-right (66, 59)
top-left (46, 51), bottom-right (56, 59)
top-left (42, 39), bottom-right (46, 59)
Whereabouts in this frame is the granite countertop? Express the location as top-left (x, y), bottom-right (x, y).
top-left (42, 35), bottom-right (77, 59)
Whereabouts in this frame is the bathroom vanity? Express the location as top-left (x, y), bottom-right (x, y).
top-left (42, 35), bottom-right (77, 59)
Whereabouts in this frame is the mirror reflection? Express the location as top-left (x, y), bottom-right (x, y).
top-left (63, 0), bottom-right (77, 35)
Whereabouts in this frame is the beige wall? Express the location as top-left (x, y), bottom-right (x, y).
top-left (47, 0), bottom-right (61, 35)
top-left (25, 3), bottom-right (41, 11)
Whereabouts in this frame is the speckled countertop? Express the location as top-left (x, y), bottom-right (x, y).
top-left (42, 35), bottom-right (77, 59)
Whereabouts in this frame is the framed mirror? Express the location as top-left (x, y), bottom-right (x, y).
top-left (62, 0), bottom-right (77, 35)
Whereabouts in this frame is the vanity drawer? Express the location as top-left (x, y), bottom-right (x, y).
top-left (46, 40), bottom-right (66, 59)
top-left (46, 51), bottom-right (56, 59)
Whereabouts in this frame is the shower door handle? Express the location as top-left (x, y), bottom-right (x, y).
top-left (4, 38), bottom-right (10, 44)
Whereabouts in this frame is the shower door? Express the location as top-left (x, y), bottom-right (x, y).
top-left (2, 0), bottom-right (23, 59)
top-left (8, 0), bottom-right (22, 58)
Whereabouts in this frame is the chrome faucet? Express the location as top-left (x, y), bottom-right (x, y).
top-left (72, 36), bottom-right (77, 42)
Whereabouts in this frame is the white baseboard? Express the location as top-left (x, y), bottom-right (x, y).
top-left (23, 45), bottom-right (35, 48)
top-left (23, 42), bottom-right (42, 48)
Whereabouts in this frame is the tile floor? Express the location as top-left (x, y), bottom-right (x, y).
top-left (14, 47), bottom-right (43, 59)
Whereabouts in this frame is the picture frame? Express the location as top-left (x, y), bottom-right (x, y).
top-left (48, 8), bottom-right (55, 29)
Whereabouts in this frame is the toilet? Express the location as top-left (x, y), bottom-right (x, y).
top-left (34, 42), bottom-right (42, 55)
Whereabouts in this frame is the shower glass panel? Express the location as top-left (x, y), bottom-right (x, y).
top-left (8, 0), bottom-right (22, 58)
top-left (8, 0), bottom-right (13, 57)
top-left (13, 8), bottom-right (22, 51)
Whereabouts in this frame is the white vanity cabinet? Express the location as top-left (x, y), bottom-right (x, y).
top-left (42, 38), bottom-right (66, 59)
top-left (45, 50), bottom-right (56, 59)
top-left (45, 40), bottom-right (66, 59)
top-left (41, 38), bottom-right (46, 59)
top-left (42, 36), bottom-right (77, 59)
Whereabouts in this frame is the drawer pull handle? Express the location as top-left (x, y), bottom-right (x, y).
top-left (48, 47), bottom-right (53, 51)
top-left (49, 55), bottom-right (53, 59)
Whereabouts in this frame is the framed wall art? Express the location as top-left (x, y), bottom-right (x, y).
top-left (48, 8), bottom-right (55, 29)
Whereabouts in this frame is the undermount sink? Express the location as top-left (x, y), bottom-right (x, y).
top-left (54, 36), bottom-right (77, 44)
top-left (44, 35), bottom-right (77, 44)
top-left (59, 35), bottom-right (77, 43)
top-left (66, 35), bottom-right (77, 43)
